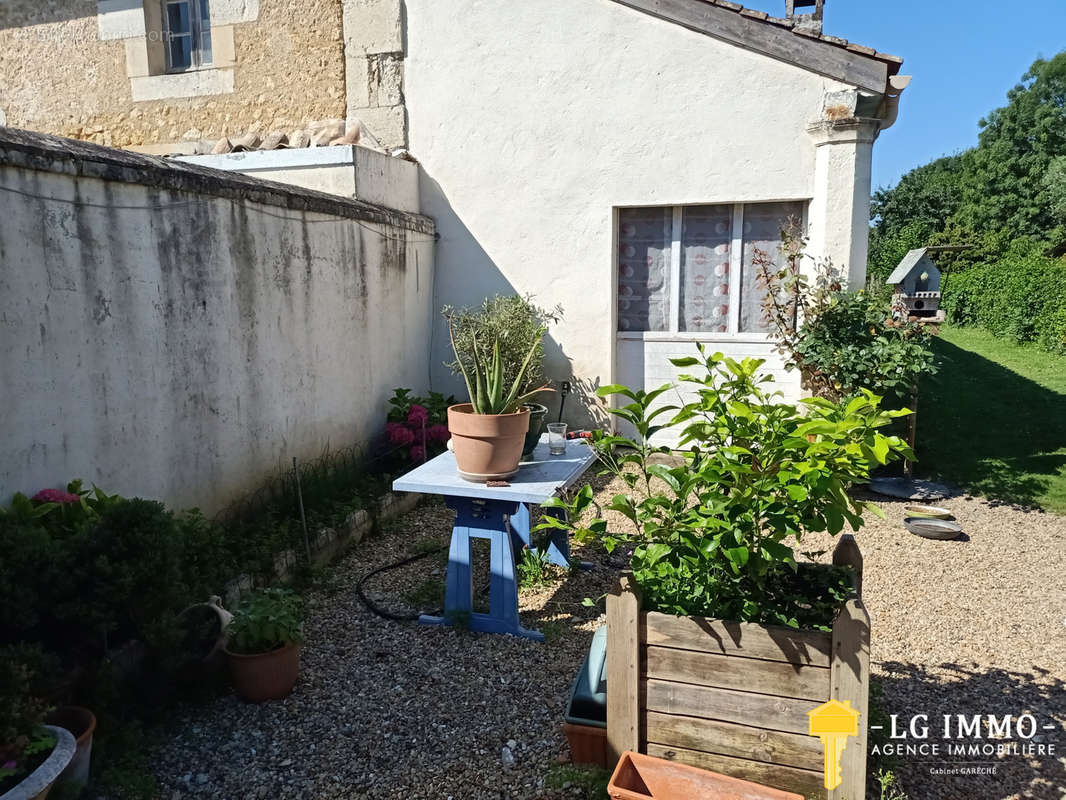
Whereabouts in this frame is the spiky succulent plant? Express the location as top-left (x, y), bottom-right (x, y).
top-left (449, 318), bottom-right (552, 414)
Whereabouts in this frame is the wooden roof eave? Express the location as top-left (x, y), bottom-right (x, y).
top-left (609, 0), bottom-right (892, 94)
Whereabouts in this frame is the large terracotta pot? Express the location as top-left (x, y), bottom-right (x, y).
top-left (448, 404), bottom-right (531, 481)
top-left (224, 643), bottom-right (301, 702)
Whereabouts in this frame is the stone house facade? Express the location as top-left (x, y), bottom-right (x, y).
top-left (0, 0), bottom-right (405, 153)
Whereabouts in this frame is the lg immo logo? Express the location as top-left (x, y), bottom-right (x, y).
top-left (808, 700), bottom-right (860, 790)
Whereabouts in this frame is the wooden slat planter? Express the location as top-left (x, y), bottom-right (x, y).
top-left (606, 535), bottom-right (870, 800)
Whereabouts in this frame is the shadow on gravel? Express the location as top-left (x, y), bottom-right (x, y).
top-left (874, 661), bottom-right (1066, 800)
top-left (919, 338), bottom-right (1066, 512)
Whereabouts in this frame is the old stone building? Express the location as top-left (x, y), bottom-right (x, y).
top-left (0, 0), bottom-right (407, 152)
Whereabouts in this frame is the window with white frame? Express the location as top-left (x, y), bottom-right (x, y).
top-left (617, 201), bottom-right (806, 336)
top-left (163, 0), bottom-right (213, 72)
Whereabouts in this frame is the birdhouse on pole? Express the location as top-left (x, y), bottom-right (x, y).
top-left (886, 248), bottom-right (945, 323)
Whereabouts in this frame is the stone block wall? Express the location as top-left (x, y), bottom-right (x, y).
top-left (0, 0), bottom-right (348, 150)
top-left (342, 0), bottom-right (407, 149)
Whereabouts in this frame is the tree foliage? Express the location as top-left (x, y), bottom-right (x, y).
top-left (870, 51), bottom-right (1066, 278)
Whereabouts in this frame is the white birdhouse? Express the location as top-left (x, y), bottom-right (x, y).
top-left (886, 248), bottom-right (944, 323)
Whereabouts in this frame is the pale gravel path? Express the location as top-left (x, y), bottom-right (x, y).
top-left (803, 492), bottom-right (1066, 800)
top-left (154, 488), bottom-right (1065, 800)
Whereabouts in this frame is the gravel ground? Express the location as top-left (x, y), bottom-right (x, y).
top-left (155, 499), bottom-right (619, 800)
top-left (154, 485), bottom-right (1065, 800)
top-left (804, 491), bottom-right (1066, 800)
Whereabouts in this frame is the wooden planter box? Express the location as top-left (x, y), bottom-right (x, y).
top-left (605, 535), bottom-right (869, 800)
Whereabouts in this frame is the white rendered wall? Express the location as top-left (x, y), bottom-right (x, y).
top-left (405, 0), bottom-right (873, 418)
top-left (0, 163), bottom-right (434, 512)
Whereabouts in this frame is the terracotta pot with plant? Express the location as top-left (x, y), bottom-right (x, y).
top-left (223, 589), bottom-right (304, 703)
top-left (0, 645), bottom-right (76, 800)
top-left (443, 295), bottom-right (563, 460)
top-left (447, 317), bottom-right (553, 481)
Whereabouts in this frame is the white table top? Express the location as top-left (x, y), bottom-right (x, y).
top-left (392, 435), bottom-right (598, 504)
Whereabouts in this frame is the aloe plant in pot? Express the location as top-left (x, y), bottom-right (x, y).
top-left (447, 318), bottom-right (553, 481)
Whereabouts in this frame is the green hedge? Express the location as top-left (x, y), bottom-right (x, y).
top-left (942, 254), bottom-right (1066, 354)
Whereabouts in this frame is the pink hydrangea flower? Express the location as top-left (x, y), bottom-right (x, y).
top-left (32, 488), bottom-right (81, 504)
top-left (407, 405), bottom-right (429, 425)
top-left (385, 422), bottom-right (416, 446)
top-left (426, 424), bottom-right (450, 443)
top-left (410, 445), bottom-right (426, 463)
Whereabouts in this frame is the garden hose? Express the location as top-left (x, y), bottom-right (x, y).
top-left (354, 545), bottom-right (493, 622)
top-left (354, 546), bottom-right (447, 621)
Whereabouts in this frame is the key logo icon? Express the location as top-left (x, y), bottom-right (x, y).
top-left (807, 699), bottom-right (860, 790)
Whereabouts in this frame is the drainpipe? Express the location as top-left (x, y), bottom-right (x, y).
top-left (879, 74), bottom-right (912, 132)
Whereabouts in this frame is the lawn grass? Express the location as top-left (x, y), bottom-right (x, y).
top-left (917, 325), bottom-right (1066, 513)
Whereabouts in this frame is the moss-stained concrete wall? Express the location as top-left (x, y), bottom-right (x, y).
top-left (0, 0), bottom-right (347, 149)
top-left (0, 129), bottom-right (435, 511)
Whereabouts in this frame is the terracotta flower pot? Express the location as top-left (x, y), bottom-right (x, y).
top-left (224, 643), bottom-right (301, 702)
top-left (43, 706), bottom-right (96, 789)
top-left (447, 403), bottom-right (531, 481)
top-left (608, 751), bottom-right (803, 800)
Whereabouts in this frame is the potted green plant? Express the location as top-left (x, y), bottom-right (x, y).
top-left (0, 645), bottom-right (76, 800)
top-left (447, 318), bottom-right (553, 481)
top-left (444, 295), bottom-right (563, 458)
top-left (223, 589), bottom-right (304, 703)
top-left (541, 346), bottom-right (912, 798)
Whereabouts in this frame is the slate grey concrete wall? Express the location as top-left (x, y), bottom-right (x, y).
top-left (0, 129), bottom-right (435, 512)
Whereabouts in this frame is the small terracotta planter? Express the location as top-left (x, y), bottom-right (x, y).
top-left (43, 706), bottom-right (96, 789)
top-left (447, 403), bottom-right (530, 481)
top-left (225, 643), bottom-right (301, 702)
top-left (608, 751), bottom-right (803, 800)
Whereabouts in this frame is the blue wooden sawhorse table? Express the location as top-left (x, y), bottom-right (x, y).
top-left (392, 436), bottom-right (598, 642)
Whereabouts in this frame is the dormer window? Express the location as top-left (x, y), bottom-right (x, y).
top-left (163, 0), bottom-right (212, 72)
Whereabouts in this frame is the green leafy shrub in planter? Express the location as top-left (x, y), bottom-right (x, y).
top-left (0, 644), bottom-right (58, 794)
top-left (541, 347), bottom-right (911, 629)
top-left (444, 294), bottom-right (563, 394)
top-left (226, 589), bottom-right (304, 655)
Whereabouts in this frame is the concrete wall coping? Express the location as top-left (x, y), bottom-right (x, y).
top-left (179, 145), bottom-right (363, 172)
top-left (0, 127), bottom-right (435, 235)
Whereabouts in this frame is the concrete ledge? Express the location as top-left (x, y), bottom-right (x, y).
top-left (179, 144), bottom-right (421, 213)
top-left (130, 68), bottom-right (236, 102)
top-left (0, 127), bottom-right (435, 235)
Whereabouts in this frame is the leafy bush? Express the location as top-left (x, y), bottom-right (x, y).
top-left (541, 347), bottom-right (911, 629)
top-left (226, 589), bottom-right (304, 655)
top-left (943, 253), bottom-right (1066, 354)
top-left (793, 290), bottom-right (938, 404)
top-left (59, 499), bottom-right (188, 651)
top-left (443, 294), bottom-right (562, 394)
top-left (0, 519), bottom-right (59, 640)
top-left (754, 228), bottom-right (937, 404)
